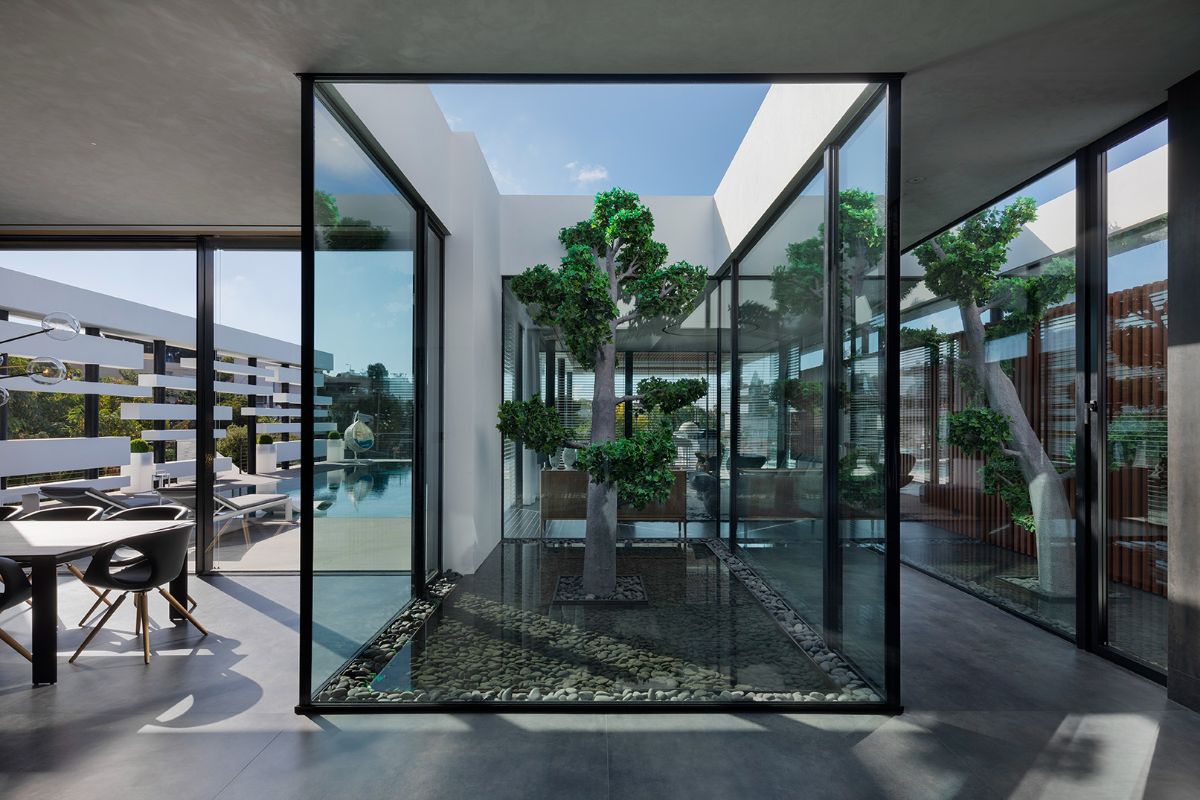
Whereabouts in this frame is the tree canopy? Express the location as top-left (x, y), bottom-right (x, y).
top-left (510, 188), bottom-right (706, 370)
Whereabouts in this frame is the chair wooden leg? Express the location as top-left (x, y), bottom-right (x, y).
top-left (0, 626), bottom-right (32, 662)
top-left (134, 592), bottom-right (143, 635)
top-left (158, 588), bottom-right (208, 636)
top-left (242, 516), bottom-right (251, 545)
top-left (188, 594), bottom-right (198, 611)
top-left (79, 590), bottom-right (112, 627)
top-left (66, 563), bottom-right (109, 603)
top-left (140, 594), bottom-right (151, 664)
top-left (69, 592), bottom-right (127, 663)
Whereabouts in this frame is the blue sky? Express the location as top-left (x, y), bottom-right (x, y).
top-left (429, 83), bottom-right (770, 195)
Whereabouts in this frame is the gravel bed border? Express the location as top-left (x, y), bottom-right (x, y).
top-left (552, 575), bottom-right (649, 604)
top-left (316, 539), bottom-right (883, 705)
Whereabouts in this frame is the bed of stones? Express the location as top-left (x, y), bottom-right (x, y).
top-left (552, 575), bottom-right (648, 603)
top-left (315, 577), bottom-right (456, 704)
top-left (318, 540), bottom-right (882, 705)
top-left (706, 539), bottom-right (881, 703)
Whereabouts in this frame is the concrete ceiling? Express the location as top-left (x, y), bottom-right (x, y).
top-left (0, 0), bottom-right (1197, 248)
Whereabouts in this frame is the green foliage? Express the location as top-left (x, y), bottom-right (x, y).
top-left (838, 187), bottom-right (886, 266)
top-left (496, 396), bottom-right (568, 455)
top-left (915, 196), bottom-right (1037, 306)
top-left (899, 326), bottom-right (948, 350)
top-left (511, 259), bottom-right (617, 370)
top-left (327, 430), bottom-right (343, 440)
top-left (946, 407), bottom-right (1010, 458)
top-left (510, 188), bottom-right (707, 369)
top-left (947, 407), bottom-right (1037, 532)
top-left (770, 189), bottom-right (885, 318)
top-left (257, 434), bottom-right (275, 446)
top-left (635, 377), bottom-right (708, 415)
top-left (218, 424), bottom-right (248, 468)
top-left (770, 378), bottom-right (822, 412)
top-left (576, 423), bottom-right (677, 508)
top-left (314, 189), bottom-right (390, 250)
top-left (987, 257), bottom-right (1075, 339)
top-left (770, 240), bottom-right (824, 317)
top-left (1108, 409), bottom-right (1167, 468)
top-left (315, 190), bottom-right (340, 228)
top-left (129, 438), bottom-right (151, 454)
top-left (838, 450), bottom-right (884, 511)
top-left (980, 455), bottom-right (1035, 532)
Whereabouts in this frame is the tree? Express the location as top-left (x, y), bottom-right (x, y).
top-left (767, 188), bottom-right (889, 504)
top-left (315, 190), bottom-right (390, 250)
top-left (913, 198), bottom-right (1075, 595)
top-left (497, 188), bottom-right (708, 596)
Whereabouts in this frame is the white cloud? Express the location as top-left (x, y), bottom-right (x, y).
top-left (564, 161), bottom-right (609, 186)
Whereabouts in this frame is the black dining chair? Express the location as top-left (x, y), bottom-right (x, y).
top-left (70, 523), bottom-right (207, 665)
top-left (0, 557), bottom-right (33, 661)
top-left (19, 506), bottom-right (109, 608)
top-left (77, 505), bottom-right (196, 626)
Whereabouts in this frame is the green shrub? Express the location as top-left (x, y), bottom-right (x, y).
top-left (257, 434), bottom-right (274, 446)
top-left (129, 438), bottom-right (151, 454)
top-left (217, 424), bottom-right (248, 469)
top-left (327, 430), bottom-right (343, 440)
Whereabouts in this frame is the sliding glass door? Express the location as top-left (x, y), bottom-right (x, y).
top-left (1101, 119), bottom-right (1169, 670)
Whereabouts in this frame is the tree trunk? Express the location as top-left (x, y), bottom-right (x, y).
top-left (959, 303), bottom-right (1075, 595)
top-left (582, 341), bottom-right (618, 596)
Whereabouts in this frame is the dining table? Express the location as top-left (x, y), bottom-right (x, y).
top-left (0, 519), bottom-right (191, 685)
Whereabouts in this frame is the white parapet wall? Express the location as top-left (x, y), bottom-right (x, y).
top-left (0, 316), bottom-right (146, 368)
top-left (0, 436), bottom-right (129, 478)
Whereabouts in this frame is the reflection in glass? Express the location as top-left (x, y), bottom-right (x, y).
top-left (310, 91), bottom-right (417, 695)
top-left (736, 168), bottom-right (827, 637)
top-left (1104, 120), bottom-right (1168, 668)
top-left (835, 101), bottom-right (888, 686)
top-left (901, 161), bottom-right (1078, 637)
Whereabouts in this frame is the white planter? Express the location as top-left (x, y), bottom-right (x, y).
top-left (256, 444), bottom-right (277, 474)
top-left (326, 440), bottom-right (344, 462)
top-left (125, 451), bottom-right (154, 493)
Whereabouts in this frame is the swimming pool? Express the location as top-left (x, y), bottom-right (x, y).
top-left (300, 462), bottom-right (413, 518)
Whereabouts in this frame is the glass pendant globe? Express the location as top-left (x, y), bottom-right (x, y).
top-left (27, 357), bottom-right (67, 385)
top-left (41, 312), bottom-right (80, 341)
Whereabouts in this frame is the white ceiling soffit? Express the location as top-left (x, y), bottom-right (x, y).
top-left (0, 0), bottom-right (1196, 247)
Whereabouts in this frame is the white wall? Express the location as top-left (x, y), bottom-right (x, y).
top-left (714, 83), bottom-right (868, 256)
top-left (500, 195), bottom-right (720, 275)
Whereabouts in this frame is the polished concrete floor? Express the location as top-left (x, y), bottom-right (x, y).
top-left (1, 566), bottom-right (1198, 799)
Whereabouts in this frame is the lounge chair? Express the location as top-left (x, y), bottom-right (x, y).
top-left (158, 487), bottom-right (294, 550)
top-left (39, 486), bottom-right (138, 514)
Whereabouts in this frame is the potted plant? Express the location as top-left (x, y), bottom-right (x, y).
top-left (256, 433), bottom-right (277, 474)
top-left (326, 430), bottom-right (344, 462)
top-left (124, 438), bottom-right (154, 493)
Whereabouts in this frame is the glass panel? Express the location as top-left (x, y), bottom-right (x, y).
top-left (736, 169), bottom-right (827, 634)
top-left (310, 92), bottom-right (417, 696)
top-left (0, 248), bottom-right (198, 555)
top-left (836, 100), bottom-right (888, 687)
top-left (901, 161), bottom-right (1079, 637)
top-left (718, 277), bottom-right (732, 536)
top-left (423, 227), bottom-right (442, 581)
top-left (1104, 120), bottom-right (1168, 668)
top-left (210, 247), bottom-right (301, 571)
